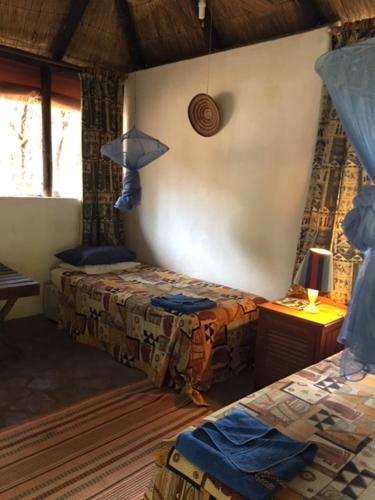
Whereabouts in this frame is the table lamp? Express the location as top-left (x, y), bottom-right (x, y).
top-left (294, 248), bottom-right (334, 313)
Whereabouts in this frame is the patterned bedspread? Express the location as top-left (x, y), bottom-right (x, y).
top-left (58, 264), bottom-right (264, 405)
top-left (144, 352), bottom-right (375, 499)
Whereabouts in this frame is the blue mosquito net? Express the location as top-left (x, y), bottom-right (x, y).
top-left (315, 37), bottom-right (375, 379)
top-left (101, 127), bottom-right (169, 211)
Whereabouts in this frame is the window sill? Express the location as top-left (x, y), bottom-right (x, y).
top-left (0, 195), bottom-right (82, 201)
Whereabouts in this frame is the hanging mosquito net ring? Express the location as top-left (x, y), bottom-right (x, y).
top-left (101, 127), bottom-right (169, 211)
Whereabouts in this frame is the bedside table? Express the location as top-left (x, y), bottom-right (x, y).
top-left (254, 297), bottom-right (346, 389)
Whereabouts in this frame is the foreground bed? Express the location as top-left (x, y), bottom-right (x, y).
top-left (144, 352), bottom-right (375, 499)
top-left (55, 264), bottom-right (265, 404)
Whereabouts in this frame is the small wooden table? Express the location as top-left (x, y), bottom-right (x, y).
top-left (254, 296), bottom-right (346, 389)
top-left (0, 263), bottom-right (40, 321)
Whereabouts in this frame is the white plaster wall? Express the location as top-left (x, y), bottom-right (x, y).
top-left (124, 29), bottom-right (330, 300)
top-left (0, 197), bottom-right (81, 318)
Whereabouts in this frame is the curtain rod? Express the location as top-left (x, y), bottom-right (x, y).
top-left (0, 44), bottom-right (82, 73)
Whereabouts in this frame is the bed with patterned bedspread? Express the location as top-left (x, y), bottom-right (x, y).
top-left (58, 264), bottom-right (265, 404)
top-left (144, 352), bottom-right (375, 499)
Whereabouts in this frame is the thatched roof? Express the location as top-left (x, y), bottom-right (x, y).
top-left (0, 0), bottom-right (374, 72)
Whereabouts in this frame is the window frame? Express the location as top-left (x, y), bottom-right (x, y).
top-left (41, 66), bottom-right (53, 196)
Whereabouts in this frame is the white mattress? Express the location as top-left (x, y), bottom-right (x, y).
top-left (50, 267), bottom-right (67, 291)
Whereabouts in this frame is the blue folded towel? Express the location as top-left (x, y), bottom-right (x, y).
top-left (175, 409), bottom-right (317, 500)
top-left (151, 294), bottom-right (216, 314)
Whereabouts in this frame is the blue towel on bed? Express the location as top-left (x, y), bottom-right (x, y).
top-left (151, 294), bottom-right (216, 314)
top-left (175, 409), bottom-right (317, 500)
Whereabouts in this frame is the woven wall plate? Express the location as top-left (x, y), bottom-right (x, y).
top-left (188, 93), bottom-right (221, 137)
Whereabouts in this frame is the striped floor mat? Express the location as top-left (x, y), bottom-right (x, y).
top-left (0, 379), bottom-right (210, 499)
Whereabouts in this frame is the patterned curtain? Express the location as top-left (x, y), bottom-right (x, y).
top-left (80, 72), bottom-right (125, 246)
top-left (293, 20), bottom-right (375, 305)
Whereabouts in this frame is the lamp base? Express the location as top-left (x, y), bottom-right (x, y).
top-left (303, 303), bottom-right (319, 314)
top-left (304, 288), bottom-right (319, 314)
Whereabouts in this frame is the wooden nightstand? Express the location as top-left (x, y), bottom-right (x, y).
top-left (254, 297), bottom-right (346, 389)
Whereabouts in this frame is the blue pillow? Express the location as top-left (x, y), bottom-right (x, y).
top-left (55, 246), bottom-right (136, 266)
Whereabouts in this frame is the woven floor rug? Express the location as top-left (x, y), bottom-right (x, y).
top-left (0, 379), bottom-right (210, 499)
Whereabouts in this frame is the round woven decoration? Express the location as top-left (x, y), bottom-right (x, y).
top-left (188, 93), bottom-right (221, 137)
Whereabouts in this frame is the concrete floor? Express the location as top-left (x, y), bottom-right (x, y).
top-left (0, 315), bottom-right (254, 428)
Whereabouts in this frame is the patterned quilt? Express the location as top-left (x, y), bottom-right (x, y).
top-left (144, 352), bottom-right (375, 499)
top-left (58, 264), bottom-right (264, 405)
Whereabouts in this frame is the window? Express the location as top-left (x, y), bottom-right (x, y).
top-left (51, 97), bottom-right (82, 199)
top-left (0, 90), bottom-right (43, 196)
top-left (0, 58), bottom-right (82, 199)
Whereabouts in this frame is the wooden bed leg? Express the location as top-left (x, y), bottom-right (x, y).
top-left (0, 298), bottom-right (23, 360)
top-left (0, 298), bottom-right (17, 322)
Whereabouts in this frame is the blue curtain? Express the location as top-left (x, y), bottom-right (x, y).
top-left (315, 37), bottom-right (375, 378)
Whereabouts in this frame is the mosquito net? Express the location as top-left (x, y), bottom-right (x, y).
top-left (101, 127), bottom-right (169, 211)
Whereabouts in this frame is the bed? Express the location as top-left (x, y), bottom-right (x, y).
top-left (144, 351), bottom-right (375, 499)
top-left (53, 264), bottom-right (265, 404)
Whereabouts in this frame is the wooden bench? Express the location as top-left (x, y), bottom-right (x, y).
top-left (0, 263), bottom-right (40, 321)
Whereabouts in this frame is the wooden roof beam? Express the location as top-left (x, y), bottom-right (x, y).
top-left (297, 0), bottom-right (328, 26)
top-left (190, 0), bottom-right (223, 51)
top-left (0, 44), bottom-right (81, 72)
top-left (51, 0), bottom-right (90, 61)
top-left (238, 0), bottom-right (276, 17)
top-left (114, 0), bottom-right (145, 71)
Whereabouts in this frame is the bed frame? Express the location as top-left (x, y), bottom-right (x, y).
top-left (54, 264), bottom-right (265, 404)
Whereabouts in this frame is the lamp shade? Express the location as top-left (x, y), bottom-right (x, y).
top-left (294, 248), bottom-right (334, 293)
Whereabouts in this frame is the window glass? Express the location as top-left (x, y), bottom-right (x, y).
top-left (0, 91), bottom-right (82, 199)
top-left (0, 60), bottom-right (82, 199)
top-left (0, 90), bottom-right (43, 196)
top-left (51, 98), bottom-right (82, 199)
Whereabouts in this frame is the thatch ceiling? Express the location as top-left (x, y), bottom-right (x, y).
top-left (0, 0), bottom-right (374, 72)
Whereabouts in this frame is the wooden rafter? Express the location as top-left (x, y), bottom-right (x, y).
top-left (297, 0), bottom-right (328, 26)
top-left (190, 0), bottom-right (223, 51)
top-left (238, 0), bottom-right (276, 17)
top-left (0, 44), bottom-right (80, 72)
top-left (51, 0), bottom-right (90, 61)
top-left (114, 0), bottom-right (145, 71)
